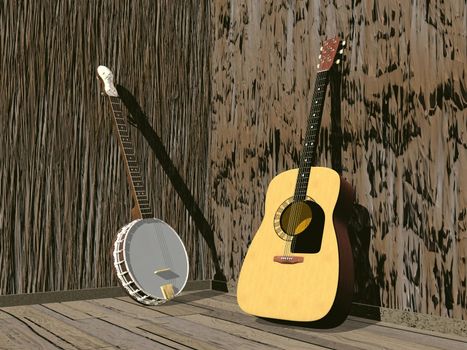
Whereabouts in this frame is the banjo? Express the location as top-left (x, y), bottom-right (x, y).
top-left (97, 65), bottom-right (189, 305)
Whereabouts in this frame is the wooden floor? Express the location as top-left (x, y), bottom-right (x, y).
top-left (0, 290), bottom-right (466, 350)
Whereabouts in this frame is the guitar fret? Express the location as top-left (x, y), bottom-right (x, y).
top-left (294, 70), bottom-right (329, 198)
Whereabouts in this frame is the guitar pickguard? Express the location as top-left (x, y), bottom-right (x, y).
top-left (290, 200), bottom-right (325, 253)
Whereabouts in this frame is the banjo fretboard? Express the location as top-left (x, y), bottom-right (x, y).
top-left (107, 95), bottom-right (153, 219)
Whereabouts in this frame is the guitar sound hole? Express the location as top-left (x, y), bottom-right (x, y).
top-left (278, 200), bottom-right (325, 254)
top-left (280, 201), bottom-right (313, 236)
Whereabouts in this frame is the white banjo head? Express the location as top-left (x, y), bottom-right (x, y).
top-left (113, 218), bottom-right (189, 305)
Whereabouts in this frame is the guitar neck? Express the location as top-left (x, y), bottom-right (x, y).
top-left (107, 95), bottom-right (153, 219)
top-left (294, 70), bottom-right (330, 201)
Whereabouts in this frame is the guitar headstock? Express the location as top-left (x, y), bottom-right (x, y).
top-left (316, 37), bottom-right (346, 72)
top-left (96, 65), bottom-right (119, 97)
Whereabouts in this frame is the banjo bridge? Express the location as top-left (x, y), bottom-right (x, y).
top-left (161, 283), bottom-right (175, 300)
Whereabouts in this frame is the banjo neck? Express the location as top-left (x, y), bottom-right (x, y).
top-left (97, 66), bottom-right (152, 220)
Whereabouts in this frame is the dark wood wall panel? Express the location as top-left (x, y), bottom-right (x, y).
top-left (209, 0), bottom-right (466, 319)
top-left (1, 0), bottom-right (465, 321)
top-left (0, 1), bottom-right (214, 293)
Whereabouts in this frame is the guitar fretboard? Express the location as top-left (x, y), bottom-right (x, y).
top-left (294, 70), bottom-right (330, 201)
top-left (108, 96), bottom-right (153, 219)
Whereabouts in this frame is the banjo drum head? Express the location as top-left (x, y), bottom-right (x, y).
top-left (115, 218), bottom-right (189, 303)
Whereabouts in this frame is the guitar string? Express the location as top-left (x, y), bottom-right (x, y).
top-left (284, 72), bottom-right (328, 257)
top-left (294, 72), bottom-right (328, 254)
top-left (158, 219), bottom-right (176, 299)
top-left (283, 73), bottom-right (325, 257)
top-left (290, 72), bottom-right (329, 255)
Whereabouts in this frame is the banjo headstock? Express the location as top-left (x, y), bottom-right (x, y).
top-left (97, 65), bottom-right (119, 97)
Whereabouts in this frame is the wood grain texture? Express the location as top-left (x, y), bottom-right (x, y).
top-left (209, 0), bottom-right (466, 319)
top-left (1, 0), bottom-right (465, 322)
top-left (0, 291), bottom-right (465, 349)
top-left (0, 1), bottom-right (214, 293)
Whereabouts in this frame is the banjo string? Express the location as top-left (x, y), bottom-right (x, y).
top-left (157, 221), bottom-right (176, 294)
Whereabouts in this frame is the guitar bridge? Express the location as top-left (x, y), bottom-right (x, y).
top-left (273, 256), bottom-right (304, 264)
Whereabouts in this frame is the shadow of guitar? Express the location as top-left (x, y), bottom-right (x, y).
top-left (329, 65), bottom-right (381, 311)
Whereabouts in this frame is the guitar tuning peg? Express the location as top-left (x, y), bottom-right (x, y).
top-left (318, 54), bottom-right (322, 59)
top-left (339, 49), bottom-right (344, 54)
top-left (335, 59), bottom-right (341, 65)
top-left (316, 64), bottom-right (320, 68)
top-left (320, 46), bottom-right (323, 51)
top-left (342, 40), bottom-right (346, 47)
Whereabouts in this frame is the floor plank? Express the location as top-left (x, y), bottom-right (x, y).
top-left (180, 313), bottom-right (327, 350)
top-left (41, 302), bottom-right (94, 320)
top-left (139, 322), bottom-right (221, 350)
top-left (91, 313), bottom-right (193, 350)
top-left (35, 304), bottom-right (176, 350)
top-left (41, 300), bottom-right (193, 349)
top-left (202, 308), bottom-right (364, 350)
top-left (346, 317), bottom-right (467, 350)
top-left (90, 297), bottom-right (168, 320)
top-left (180, 291), bottom-right (467, 350)
top-left (140, 317), bottom-right (279, 350)
top-left (0, 289), bottom-right (465, 349)
top-left (175, 291), bottom-right (243, 313)
top-left (0, 311), bottom-right (13, 320)
top-left (0, 317), bottom-right (63, 350)
top-left (117, 296), bottom-right (209, 316)
top-left (1, 305), bottom-right (111, 349)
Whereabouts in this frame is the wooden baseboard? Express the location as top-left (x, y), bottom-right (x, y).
top-left (351, 302), bottom-right (467, 337)
top-left (0, 279), bottom-right (213, 307)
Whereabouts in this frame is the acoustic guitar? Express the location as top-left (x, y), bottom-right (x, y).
top-left (237, 37), bottom-right (354, 324)
top-left (97, 66), bottom-right (189, 305)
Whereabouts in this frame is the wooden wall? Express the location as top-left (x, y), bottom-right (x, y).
top-left (0, 0), bottom-right (465, 320)
top-left (209, 0), bottom-right (466, 320)
top-left (0, 1), bottom-right (214, 293)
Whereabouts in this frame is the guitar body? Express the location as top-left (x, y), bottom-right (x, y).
top-left (237, 167), bottom-right (354, 324)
